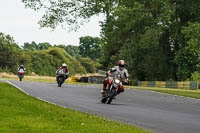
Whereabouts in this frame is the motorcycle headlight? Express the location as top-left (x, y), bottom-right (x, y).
top-left (114, 79), bottom-right (120, 84)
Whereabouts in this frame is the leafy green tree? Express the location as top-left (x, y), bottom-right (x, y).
top-left (23, 41), bottom-right (51, 50)
top-left (79, 36), bottom-right (101, 60)
top-left (167, 0), bottom-right (200, 80)
top-left (78, 57), bottom-right (101, 73)
top-left (22, 0), bottom-right (121, 30)
top-left (23, 41), bottom-right (38, 50)
top-left (45, 47), bottom-right (87, 75)
top-left (0, 32), bottom-right (21, 73)
top-left (102, 2), bottom-right (163, 80)
top-left (100, 0), bottom-right (200, 81)
top-left (56, 45), bottom-right (80, 57)
top-left (175, 22), bottom-right (200, 80)
top-left (38, 42), bottom-right (52, 50)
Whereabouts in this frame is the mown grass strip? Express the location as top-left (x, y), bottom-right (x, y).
top-left (0, 82), bottom-right (151, 133)
top-left (127, 86), bottom-right (200, 99)
top-left (0, 76), bottom-right (56, 83)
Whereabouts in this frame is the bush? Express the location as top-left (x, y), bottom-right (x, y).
top-left (31, 48), bottom-right (87, 76)
top-left (191, 72), bottom-right (200, 89)
top-left (191, 72), bottom-right (200, 81)
top-left (78, 57), bottom-right (100, 73)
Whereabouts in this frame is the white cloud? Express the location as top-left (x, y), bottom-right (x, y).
top-left (0, 0), bottom-right (103, 46)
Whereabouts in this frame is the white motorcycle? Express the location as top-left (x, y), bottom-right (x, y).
top-left (56, 69), bottom-right (67, 87)
top-left (101, 74), bottom-right (122, 104)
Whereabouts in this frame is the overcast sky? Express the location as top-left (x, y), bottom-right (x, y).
top-left (0, 0), bottom-right (103, 46)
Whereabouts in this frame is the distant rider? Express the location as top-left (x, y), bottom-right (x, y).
top-left (56, 63), bottom-right (69, 82)
top-left (17, 64), bottom-right (26, 72)
top-left (101, 60), bottom-right (129, 96)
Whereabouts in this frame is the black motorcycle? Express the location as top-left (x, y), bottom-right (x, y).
top-left (57, 69), bottom-right (67, 87)
top-left (101, 74), bottom-right (122, 104)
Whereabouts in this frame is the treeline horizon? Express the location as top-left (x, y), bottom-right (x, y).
top-left (1, 0), bottom-right (200, 81)
top-left (0, 32), bottom-right (101, 76)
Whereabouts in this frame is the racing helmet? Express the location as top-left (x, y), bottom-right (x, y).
top-left (20, 64), bottom-right (24, 68)
top-left (62, 63), bottom-right (67, 68)
top-left (118, 60), bottom-right (125, 68)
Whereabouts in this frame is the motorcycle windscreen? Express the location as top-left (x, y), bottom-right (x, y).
top-left (58, 69), bottom-right (65, 75)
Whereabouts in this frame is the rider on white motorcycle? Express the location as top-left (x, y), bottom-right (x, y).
top-left (17, 64), bottom-right (26, 81)
top-left (56, 63), bottom-right (69, 82)
top-left (101, 60), bottom-right (129, 96)
top-left (17, 64), bottom-right (26, 72)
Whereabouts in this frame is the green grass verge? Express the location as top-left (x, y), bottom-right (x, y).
top-left (127, 86), bottom-right (200, 99)
top-left (0, 77), bottom-right (72, 84)
top-left (0, 82), bottom-right (151, 133)
top-left (0, 77), bottom-right (56, 83)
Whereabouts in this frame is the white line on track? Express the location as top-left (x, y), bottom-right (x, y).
top-left (127, 87), bottom-right (200, 102)
top-left (6, 80), bottom-right (68, 109)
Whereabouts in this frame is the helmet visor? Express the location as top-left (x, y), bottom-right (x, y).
top-left (119, 64), bottom-right (125, 67)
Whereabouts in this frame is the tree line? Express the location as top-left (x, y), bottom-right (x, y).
top-left (0, 33), bottom-right (101, 76)
top-left (98, 0), bottom-right (200, 81)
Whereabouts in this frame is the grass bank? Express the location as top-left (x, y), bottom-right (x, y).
top-left (127, 86), bottom-right (200, 99)
top-left (0, 72), bottom-right (67, 83)
top-left (0, 82), bottom-right (151, 133)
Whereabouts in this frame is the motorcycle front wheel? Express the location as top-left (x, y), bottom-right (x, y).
top-left (101, 97), bottom-right (108, 103)
top-left (107, 88), bottom-right (117, 104)
top-left (58, 77), bottom-right (64, 87)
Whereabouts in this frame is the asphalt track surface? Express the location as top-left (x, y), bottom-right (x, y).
top-left (7, 80), bottom-right (200, 133)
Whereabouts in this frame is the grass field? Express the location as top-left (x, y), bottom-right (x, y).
top-left (0, 81), bottom-right (151, 133)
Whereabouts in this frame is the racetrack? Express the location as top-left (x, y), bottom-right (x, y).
top-left (7, 80), bottom-right (200, 133)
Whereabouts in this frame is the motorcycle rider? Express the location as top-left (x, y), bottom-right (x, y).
top-left (56, 63), bottom-right (69, 82)
top-left (101, 60), bottom-right (129, 96)
top-left (17, 64), bottom-right (26, 72)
